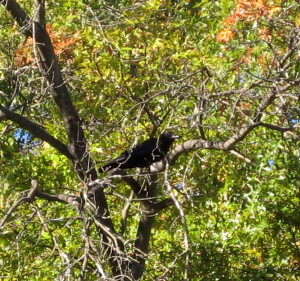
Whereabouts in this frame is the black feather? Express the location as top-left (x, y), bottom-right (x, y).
top-left (99, 131), bottom-right (180, 172)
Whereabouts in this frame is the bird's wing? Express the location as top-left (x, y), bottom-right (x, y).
top-left (101, 150), bottom-right (130, 170)
top-left (109, 150), bottom-right (130, 164)
top-left (101, 137), bottom-right (160, 171)
top-left (129, 138), bottom-right (158, 158)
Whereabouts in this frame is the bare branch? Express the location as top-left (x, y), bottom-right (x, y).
top-left (259, 122), bottom-right (296, 132)
top-left (223, 124), bottom-right (257, 150)
top-left (0, 104), bottom-right (73, 159)
top-left (0, 180), bottom-right (39, 228)
top-left (0, 180), bottom-right (82, 228)
top-left (36, 192), bottom-right (81, 207)
top-left (152, 139), bottom-right (225, 172)
top-left (229, 149), bottom-right (252, 163)
top-left (120, 191), bottom-right (135, 235)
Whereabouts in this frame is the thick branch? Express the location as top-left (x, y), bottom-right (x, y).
top-left (131, 174), bottom-right (158, 280)
top-left (223, 123), bottom-right (258, 149)
top-left (2, 1), bottom-right (121, 275)
top-left (155, 119), bottom-right (295, 172)
top-left (110, 170), bottom-right (147, 198)
top-left (36, 192), bottom-right (81, 206)
top-left (0, 0), bottom-right (31, 36)
top-left (32, 9), bottom-right (90, 171)
top-left (1, 0), bottom-right (96, 181)
top-left (152, 139), bottom-right (225, 172)
top-left (2, 5), bottom-right (115, 255)
top-left (0, 104), bottom-right (73, 159)
top-left (152, 198), bottom-right (174, 214)
top-left (132, 211), bottom-right (155, 280)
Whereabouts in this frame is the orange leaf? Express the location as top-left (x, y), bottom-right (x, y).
top-left (216, 28), bottom-right (235, 43)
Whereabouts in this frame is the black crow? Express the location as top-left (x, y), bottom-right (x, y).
top-left (99, 131), bottom-right (180, 172)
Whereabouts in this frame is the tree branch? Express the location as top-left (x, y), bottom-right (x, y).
top-left (36, 191), bottom-right (81, 206)
top-left (152, 139), bottom-right (225, 172)
top-left (120, 191), bottom-right (135, 235)
top-left (0, 0), bottom-right (31, 36)
top-left (110, 170), bottom-right (146, 198)
top-left (152, 198), bottom-right (174, 214)
top-left (259, 122), bottom-right (296, 132)
top-left (153, 92), bottom-right (280, 172)
top-left (1, 0), bottom-right (97, 181)
top-left (1, 7), bottom-right (118, 273)
top-left (2, 4), bottom-right (157, 276)
top-left (229, 149), bottom-right (252, 163)
top-left (130, 174), bottom-right (159, 280)
top-left (0, 180), bottom-right (82, 228)
top-left (31, 4), bottom-right (91, 175)
top-left (0, 104), bottom-right (74, 159)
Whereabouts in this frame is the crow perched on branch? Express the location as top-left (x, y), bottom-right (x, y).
top-left (99, 131), bottom-right (180, 172)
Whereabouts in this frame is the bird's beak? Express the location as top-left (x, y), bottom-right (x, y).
top-left (172, 134), bottom-right (181, 139)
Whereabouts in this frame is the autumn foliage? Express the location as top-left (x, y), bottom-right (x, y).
top-left (1, 0), bottom-right (300, 280)
top-left (217, 0), bottom-right (282, 43)
top-left (15, 24), bottom-right (78, 65)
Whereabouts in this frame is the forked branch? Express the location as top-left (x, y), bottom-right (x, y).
top-left (0, 180), bottom-right (81, 228)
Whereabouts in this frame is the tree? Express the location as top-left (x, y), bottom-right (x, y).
top-left (0, 0), bottom-right (299, 280)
